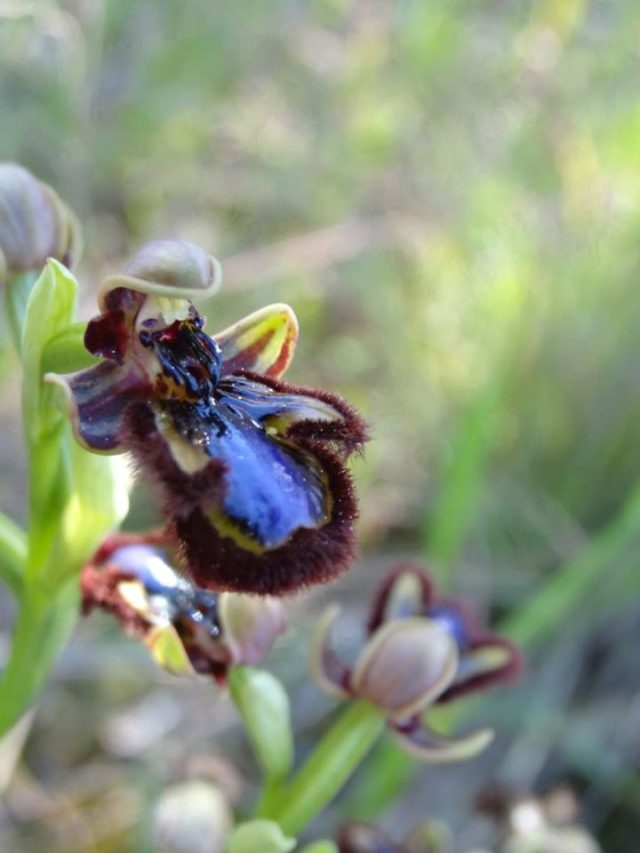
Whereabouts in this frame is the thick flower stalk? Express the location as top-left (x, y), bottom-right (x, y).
top-left (81, 533), bottom-right (285, 679)
top-left (0, 164), bottom-right (128, 737)
top-left (49, 239), bottom-right (367, 595)
top-left (311, 563), bottom-right (522, 762)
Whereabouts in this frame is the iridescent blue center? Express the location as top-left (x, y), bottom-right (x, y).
top-left (427, 604), bottom-right (469, 650)
top-left (140, 316), bottom-right (222, 399)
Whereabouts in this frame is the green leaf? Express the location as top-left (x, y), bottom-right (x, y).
top-left (21, 259), bottom-right (78, 444)
top-left (229, 667), bottom-right (294, 782)
top-left (224, 820), bottom-right (296, 853)
top-left (41, 322), bottom-right (98, 374)
top-left (3, 271), bottom-right (38, 353)
top-left (55, 443), bottom-right (131, 579)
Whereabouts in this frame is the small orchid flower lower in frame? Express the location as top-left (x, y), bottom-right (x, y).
top-left (81, 533), bottom-right (285, 681)
top-left (48, 239), bottom-right (368, 595)
top-left (367, 563), bottom-right (523, 704)
top-left (310, 564), bottom-right (522, 764)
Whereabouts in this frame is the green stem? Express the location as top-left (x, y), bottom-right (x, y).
top-left (0, 580), bottom-right (79, 736)
top-left (266, 701), bottom-right (385, 837)
top-left (41, 322), bottom-right (97, 374)
top-left (255, 777), bottom-right (286, 819)
top-left (0, 514), bottom-right (27, 598)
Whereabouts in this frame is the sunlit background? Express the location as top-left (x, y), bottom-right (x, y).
top-left (1, 1), bottom-right (639, 850)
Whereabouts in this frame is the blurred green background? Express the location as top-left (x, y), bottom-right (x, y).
top-left (1, 0), bottom-right (639, 850)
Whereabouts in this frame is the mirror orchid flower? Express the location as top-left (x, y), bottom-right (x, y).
top-left (311, 563), bottom-right (522, 763)
top-left (48, 240), bottom-right (367, 595)
top-left (81, 533), bottom-right (285, 681)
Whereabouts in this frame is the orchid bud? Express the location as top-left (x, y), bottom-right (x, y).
top-left (218, 593), bottom-right (286, 669)
top-left (98, 238), bottom-right (222, 309)
top-left (0, 162), bottom-right (80, 283)
top-left (350, 619), bottom-right (458, 719)
top-left (152, 780), bottom-right (233, 853)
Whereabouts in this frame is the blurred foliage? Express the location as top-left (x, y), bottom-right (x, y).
top-left (1, 0), bottom-right (639, 850)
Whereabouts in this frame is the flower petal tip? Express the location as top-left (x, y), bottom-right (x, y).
top-left (391, 720), bottom-right (495, 764)
top-left (309, 605), bottom-right (351, 701)
top-left (216, 302), bottom-right (299, 379)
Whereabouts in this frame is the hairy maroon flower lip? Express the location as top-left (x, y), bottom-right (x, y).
top-left (48, 240), bottom-right (368, 595)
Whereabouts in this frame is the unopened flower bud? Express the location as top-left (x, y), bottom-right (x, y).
top-left (99, 238), bottom-right (222, 308)
top-left (219, 593), bottom-right (285, 669)
top-left (0, 163), bottom-right (80, 283)
top-left (153, 780), bottom-right (232, 853)
top-left (350, 619), bottom-right (458, 719)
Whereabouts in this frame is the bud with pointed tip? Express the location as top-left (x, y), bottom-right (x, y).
top-left (0, 162), bottom-right (81, 283)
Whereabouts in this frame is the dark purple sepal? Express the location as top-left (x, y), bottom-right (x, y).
top-left (367, 562), bottom-right (433, 633)
top-left (61, 361), bottom-right (152, 452)
top-left (437, 634), bottom-right (523, 704)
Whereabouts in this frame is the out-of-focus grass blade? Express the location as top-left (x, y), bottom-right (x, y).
top-left (424, 375), bottom-right (503, 590)
top-left (502, 481), bottom-right (640, 649)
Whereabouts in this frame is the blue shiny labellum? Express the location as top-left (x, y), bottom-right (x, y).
top-left (162, 396), bottom-right (331, 551)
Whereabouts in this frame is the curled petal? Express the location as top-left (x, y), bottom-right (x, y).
top-left (98, 239), bottom-right (222, 309)
top-left (390, 718), bottom-right (494, 764)
top-left (367, 563), bottom-right (433, 633)
top-left (351, 619), bottom-right (458, 718)
top-left (46, 361), bottom-right (151, 452)
top-left (439, 636), bottom-right (523, 704)
top-left (309, 605), bottom-right (352, 701)
top-left (215, 303), bottom-right (299, 379)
